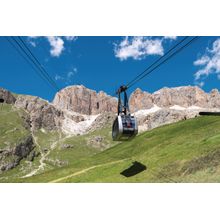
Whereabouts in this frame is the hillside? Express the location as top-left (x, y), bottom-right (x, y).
top-left (2, 85), bottom-right (220, 183)
top-left (0, 104), bottom-right (115, 181)
top-left (0, 104), bottom-right (34, 175)
top-left (1, 115), bottom-right (220, 183)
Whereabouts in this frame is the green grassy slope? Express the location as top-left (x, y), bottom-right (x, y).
top-left (17, 115), bottom-right (220, 183)
top-left (33, 123), bottom-right (116, 168)
top-left (0, 104), bottom-right (35, 182)
top-left (0, 104), bottom-right (30, 148)
top-left (0, 109), bottom-right (117, 182)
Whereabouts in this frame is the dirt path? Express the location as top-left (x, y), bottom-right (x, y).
top-left (22, 132), bottom-right (44, 178)
top-left (49, 159), bottom-right (127, 183)
top-left (22, 132), bottom-right (70, 178)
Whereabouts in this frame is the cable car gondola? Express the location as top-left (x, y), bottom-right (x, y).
top-left (112, 85), bottom-right (138, 141)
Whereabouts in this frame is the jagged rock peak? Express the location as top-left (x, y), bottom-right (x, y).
top-left (152, 86), bottom-right (209, 108)
top-left (129, 88), bottom-right (154, 112)
top-left (129, 86), bottom-right (220, 111)
top-left (15, 94), bottom-right (64, 131)
top-left (53, 85), bottom-right (117, 115)
top-left (210, 88), bottom-right (219, 97)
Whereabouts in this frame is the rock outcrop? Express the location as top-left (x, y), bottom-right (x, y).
top-left (0, 87), bottom-right (16, 104)
top-left (15, 95), bottom-right (64, 130)
top-left (88, 112), bottom-right (116, 133)
top-left (153, 86), bottom-right (209, 108)
top-left (53, 85), bottom-right (117, 115)
top-left (208, 89), bottom-right (220, 108)
top-left (129, 88), bottom-right (154, 112)
top-left (0, 135), bottom-right (34, 172)
top-left (129, 86), bottom-right (210, 111)
top-left (53, 85), bottom-right (220, 116)
top-left (136, 109), bottom-right (199, 132)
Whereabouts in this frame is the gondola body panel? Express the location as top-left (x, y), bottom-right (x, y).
top-left (112, 115), bottom-right (138, 141)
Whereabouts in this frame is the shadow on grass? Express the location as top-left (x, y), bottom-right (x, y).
top-left (120, 161), bottom-right (147, 177)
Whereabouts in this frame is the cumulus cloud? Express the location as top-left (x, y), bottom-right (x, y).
top-left (194, 38), bottom-right (220, 85)
top-left (28, 36), bottom-right (78, 57)
top-left (46, 36), bottom-right (64, 57)
top-left (114, 36), bottom-right (177, 61)
top-left (193, 55), bottom-right (210, 66)
top-left (55, 67), bottom-right (77, 84)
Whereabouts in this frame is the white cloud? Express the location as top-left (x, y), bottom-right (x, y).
top-left (194, 38), bottom-right (220, 85)
top-left (114, 37), bottom-right (164, 61)
top-left (28, 36), bottom-right (78, 57)
top-left (196, 81), bottom-right (205, 87)
top-left (29, 41), bottom-right (36, 47)
top-left (193, 55), bottom-right (210, 66)
top-left (55, 74), bottom-right (64, 81)
top-left (46, 36), bottom-right (64, 57)
top-left (67, 68), bottom-right (77, 79)
top-left (55, 67), bottom-right (77, 84)
top-left (27, 36), bottom-right (39, 47)
top-left (114, 36), bottom-right (177, 61)
top-left (163, 36), bottom-right (177, 40)
top-left (64, 36), bottom-right (78, 41)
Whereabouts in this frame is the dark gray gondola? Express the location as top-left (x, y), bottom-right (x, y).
top-left (112, 86), bottom-right (138, 141)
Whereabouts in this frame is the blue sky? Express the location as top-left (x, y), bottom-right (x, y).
top-left (0, 36), bottom-right (219, 101)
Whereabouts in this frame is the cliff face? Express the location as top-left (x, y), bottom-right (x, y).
top-left (49, 85), bottom-right (220, 135)
top-left (53, 85), bottom-right (117, 115)
top-left (15, 95), bottom-right (64, 131)
top-left (53, 85), bottom-right (220, 115)
top-left (0, 135), bottom-right (35, 172)
top-left (208, 89), bottom-right (220, 108)
top-left (129, 86), bottom-right (220, 111)
top-left (129, 88), bottom-right (154, 112)
top-left (152, 86), bottom-right (209, 108)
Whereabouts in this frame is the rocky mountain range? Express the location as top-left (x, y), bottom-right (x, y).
top-left (1, 85), bottom-right (220, 135)
top-left (47, 85), bottom-right (220, 133)
top-left (129, 86), bottom-right (220, 111)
